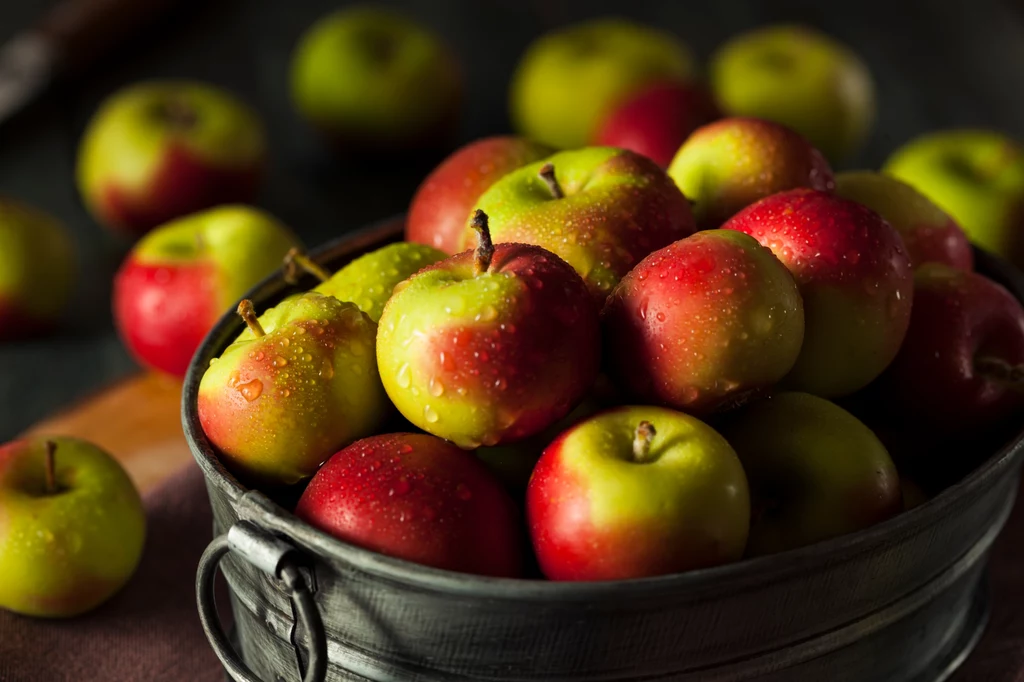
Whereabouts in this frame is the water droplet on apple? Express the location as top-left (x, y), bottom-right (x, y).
top-left (439, 351), bottom-right (455, 371)
top-left (274, 356), bottom-right (288, 367)
top-left (424, 404), bottom-right (439, 423)
top-left (456, 484), bottom-right (473, 501)
top-left (494, 377), bottom-right (507, 391)
top-left (321, 360), bottom-right (335, 379)
top-left (656, 312), bottom-right (666, 322)
top-left (303, 354), bottom-right (313, 363)
top-left (237, 378), bottom-right (263, 402)
top-left (429, 377), bottom-right (445, 396)
top-left (396, 363), bottom-right (411, 388)
top-left (390, 478), bottom-right (411, 496)
top-left (297, 327), bottom-right (307, 335)
top-left (399, 443), bottom-right (413, 454)
top-left (350, 363), bottom-right (364, 376)
top-left (228, 370), bottom-right (241, 388)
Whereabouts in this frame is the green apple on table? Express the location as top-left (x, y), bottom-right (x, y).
top-left (527, 405), bottom-right (750, 581)
top-left (0, 437), bottom-right (145, 618)
top-left (884, 130), bottom-right (1024, 267)
top-left (510, 18), bottom-right (695, 150)
top-left (77, 81), bottom-right (266, 238)
top-left (291, 6), bottom-right (461, 152)
top-left (0, 198), bottom-right (76, 342)
top-left (710, 24), bottom-right (875, 163)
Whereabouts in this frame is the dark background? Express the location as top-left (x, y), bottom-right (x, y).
top-left (2, 0), bottom-right (1024, 440)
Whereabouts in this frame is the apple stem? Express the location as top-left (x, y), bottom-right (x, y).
top-left (44, 440), bottom-right (57, 495)
top-left (470, 209), bottom-right (495, 275)
top-left (237, 300), bottom-right (266, 337)
top-left (975, 356), bottom-right (1024, 391)
top-left (632, 421), bottom-right (657, 463)
top-left (283, 248), bottom-right (331, 285)
top-left (538, 163), bottom-right (564, 199)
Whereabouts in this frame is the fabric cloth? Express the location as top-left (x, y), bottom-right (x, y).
top-left (0, 464), bottom-right (1020, 681)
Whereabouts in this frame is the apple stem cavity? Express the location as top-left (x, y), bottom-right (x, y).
top-left (237, 300), bottom-right (266, 338)
top-left (283, 248), bottom-right (331, 285)
top-left (632, 421), bottom-right (657, 463)
top-left (44, 440), bottom-right (57, 495)
top-left (975, 356), bottom-right (1024, 391)
top-left (471, 209), bottom-right (495, 276)
top-left (157, 99), bottom-right (199, 130)
top-left (538, 163), bottom-right (565, 199)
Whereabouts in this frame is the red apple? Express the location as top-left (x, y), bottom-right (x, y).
top-left (407, 136), bottom-right (552, 254)
top-left (722, 188), bottom-right (913, 397)
top-left (594, 81), bottom-right (720, 168)
top-left (296, 433), bottom-right (522, 577)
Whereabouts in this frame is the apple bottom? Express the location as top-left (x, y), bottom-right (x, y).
top-left (6, 572), bottom-right (124, 619)
top-left (0, 297), bottom-right (58, 341)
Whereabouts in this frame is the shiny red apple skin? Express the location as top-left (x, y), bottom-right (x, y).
top-left (407, 136), bottom-right (552, 254)
top-left (722, 188), bottom-right (914, 397)
top-left (295, 433), bottom-right (522, 577)
top-left (594, 81), bottom-right (720, 168)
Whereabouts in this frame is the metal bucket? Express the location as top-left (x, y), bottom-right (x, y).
top-left (186, 215), bottom-right (1024, 682)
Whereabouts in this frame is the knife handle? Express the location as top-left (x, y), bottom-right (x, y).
top-left (38, 0), bottom-right (182, 72)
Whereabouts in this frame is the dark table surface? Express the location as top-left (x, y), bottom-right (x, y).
top-left (2, 0), bottom-right (1024, 440)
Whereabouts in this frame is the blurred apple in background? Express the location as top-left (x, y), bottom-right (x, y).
top-left (113, 206), bottom-right (301, 378)
top-left (884, 130), bottom-right (1024, 268)
top-left (835, 171), bottom-right (973, 271)
top-left (0, 437), bottom-right (145, 617)
top-left (291, 7), bottom-right (461, 153)
top-left (510, 18), bottom-right (695, 150)
top-left (0, 199), bottom-right (75, 342)
top-left (595, 81), bottom-right (719, 168)
top-left (667, 117), bottom-right (834, 230)
top-left (710, 25), bottom-right (875, 163)
top-left (77, 81), bottom-right (266, 238)
top-left (407, 136), bottom-right (552, 254)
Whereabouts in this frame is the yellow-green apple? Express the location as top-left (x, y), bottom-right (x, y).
top-left (884, 130), bottom-right (1024, 267)
top-left (510, 18), bottom-right (695, 150)
top-left (296, 433), bottom-right (521, 577)
top-left (835, 171), bottom-right (973, 271)
top-left (0, 437), bottom-right (145, 617)
top-left (722, 188), bottom-right (913, 397)
top-left (721, 392), bottom-right (901, 556)
top-left (198, 293), bottom-right (387, 485)
top-left (407, 136), bottom-right (552, 253)
top-left (377, 211), bottom-right (600, 449)
top-left (114, 206), bottom-right (300, 377)
top-left (0, 198), bottom-right (75, 341)
top-left (710, 25), bottom-right (875, 163)
top-left (290, 7), bottom-right (461, 152)
top-left (467, 147), bottom-right (695, 301)
top-left (594, 81), bottom-right (720, 168)
top-left (603, 230), bottom-right (804, 414)
top-left (77, 81), bottom-right (266, 238)
top-left (667, 117), bottom-right (835, 230)
top-left (527, 405), bottom-right (749, 581)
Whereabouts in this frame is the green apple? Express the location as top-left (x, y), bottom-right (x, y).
top-left (509, 18), bottom-right (695, 150)
top-left (0, 198), bottom-right (75, 341)
top-left (721, 392), bottom-right (902, 556)
top-left (710, 25), bottom-right (875, 163)
top-left (198, 293), bottom-right (388, 485)
top-left (77, 80), bottom-right (266, 237)
top-left (527, 405), bottom-right (750, 581)
top-left (290, 7), bottom-right (461, 151)
top-left (0, 437), bottom-right (145, 617)
top-left (884, 130), bottom-right (1024, 266)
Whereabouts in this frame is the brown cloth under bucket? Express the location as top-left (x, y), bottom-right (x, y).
top-left (0, 464), bottom-right (1021, 682)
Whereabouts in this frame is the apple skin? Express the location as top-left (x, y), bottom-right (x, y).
top-left (315, 242), bottom-right (447, 322)
top-left (884, 130), bottom-right (1024, 267)
top-left (722, 188), bottom-right (914, 398)
top-left (77, 81), bottom-right (266, 238)
top-left (603, 230), bottom-right (804, 414)
top-left (835, 171), bottom-right (973, 271)
top-left (710, 25), bottom-right (875, 163)
top-left (198, 292), bottom-right (388, 485)
top-left (377, 242), bottom-right (600, 450)
top-left (0, 198), bottom-right (76, 341)
top-left (510, 18), bottom-right (695, 150)
top-left (0, 437), bottom-right (145, 617)
top-left (667, 117), bottom-right (835, 230)
top-left (290, 7), bottom-right (461, 152)
top-left (407, 136), bottom-right (553, 254)
top-left (114, 206), bottom-right (301, 377)
top-left (295, 433), bottom-right (522, 577)
top-left (527, 405), bottom-right (749, 581)
top-left (467, 147), bottom-right (696, 301)
top-left (594, 81), bottom-right (720, 168)
top-left (721, 392), bottom-right (901, 557)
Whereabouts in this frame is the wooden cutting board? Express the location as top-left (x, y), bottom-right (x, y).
top-left (21, 372), bottom-right (192, 494)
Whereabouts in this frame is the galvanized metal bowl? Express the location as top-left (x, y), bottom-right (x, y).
top-left (186, 215), bottom-right (1024, 682)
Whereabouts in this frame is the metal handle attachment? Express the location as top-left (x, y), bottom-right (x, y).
top-left (197, 521), bottom-right (328, 682)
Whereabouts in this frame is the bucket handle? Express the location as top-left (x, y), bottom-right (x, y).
top-left (197, 520), bottom-right (328, 682)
